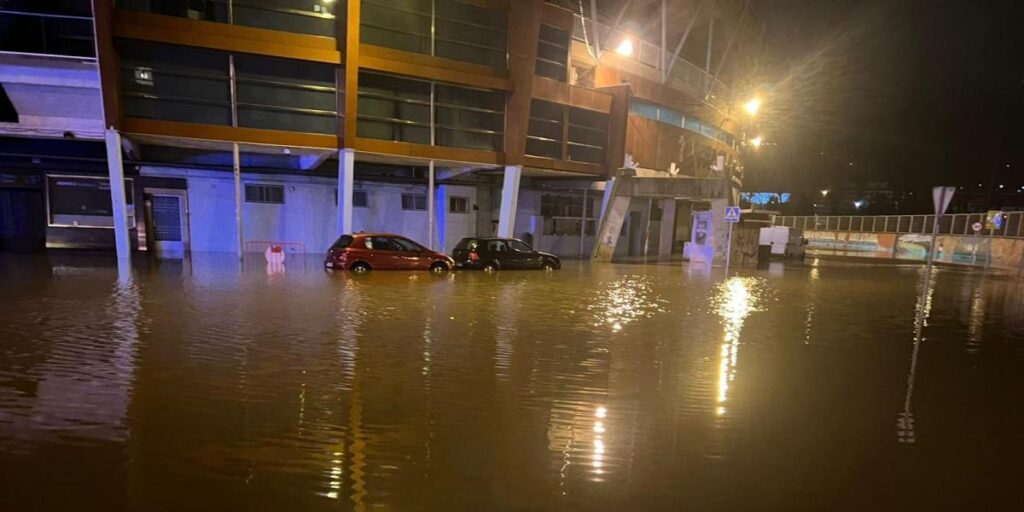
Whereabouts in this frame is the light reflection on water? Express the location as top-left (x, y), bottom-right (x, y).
top-left (1, 254), bottom-right (1023, 511)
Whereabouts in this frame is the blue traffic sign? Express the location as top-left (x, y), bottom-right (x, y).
top-left (725, 206), bottom-right (742, 223)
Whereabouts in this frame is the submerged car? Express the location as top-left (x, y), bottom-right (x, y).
top-left (325, 233), bottom-right (453, 272)
top-left (451, 237), bottom-right (561, 271)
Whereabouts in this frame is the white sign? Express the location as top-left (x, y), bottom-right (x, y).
top-left (932, 186), bottom-right (955, 216)
top-left (724, 206), bottom-right (742, 223)
top-left (972, 222), bottom-right (983, 233)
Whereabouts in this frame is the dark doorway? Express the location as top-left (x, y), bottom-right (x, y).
top-left (0, 188), bottom-right (46, 252)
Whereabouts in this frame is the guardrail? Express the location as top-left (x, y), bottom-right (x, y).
top-left (568, 12), bottom-right (733, 113)
top-left (775, 213), bottom-right (1024, 239)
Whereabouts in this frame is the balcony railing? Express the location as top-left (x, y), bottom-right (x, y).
top-left (0, 9), bottom-right (95, 58)
top-left (569, 13), bottom-right (733, 113)
top-left (775, 213), bottom-right (1024, 239)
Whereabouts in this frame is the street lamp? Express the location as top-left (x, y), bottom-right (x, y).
top-left (820, 189), bottom-right (829, 198)
top-left (853, 200), bottom-right (865, 210)
top-left (749, 136), bottom-right (763, 148)
top-left (614, 38), bottom-right (634, 57)
top-left (743, 97), bottom-right (762, 116)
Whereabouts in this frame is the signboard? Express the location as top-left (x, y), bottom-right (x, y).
top-left (725, 206), bottom-right (742, 223)
top-left (932, 186), bottom-right (955, 216)
top-left (972, 222), bottom-right (983, 233)
top-left (985, 210), bottom-right (1004, 230)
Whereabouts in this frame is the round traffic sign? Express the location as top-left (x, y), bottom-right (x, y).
top-left (972, 222), bottom-right (983, 232)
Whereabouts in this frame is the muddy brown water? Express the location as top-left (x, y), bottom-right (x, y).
top-left (1, 254), bottom-right (1022, 511)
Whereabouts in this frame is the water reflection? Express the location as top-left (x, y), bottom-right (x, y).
top-left (2, 257), bottom-right (1023, 510)
top-left (713, 277), bottom-right (762, 416)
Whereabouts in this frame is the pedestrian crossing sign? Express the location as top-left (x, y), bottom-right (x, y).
top-left (725, 206), bottom-right (742, 223)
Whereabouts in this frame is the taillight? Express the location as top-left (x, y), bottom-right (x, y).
top-left (469, 251), bottom-right (479, 262)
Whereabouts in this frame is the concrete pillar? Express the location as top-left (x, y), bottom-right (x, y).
top-left (475, 186), bottom-right (492, 236)
top-left (434, 183), bottom-right (448, 253)
top-left (104, 129), bottom-right (131, 258)
top-left (579, 188), bottom-right (588, 257)
top-left (709, 197), bottom-right (729, 265)
top-left (427, 160), bottom-right (435, 250)
top-left (497, 165), bottom-right (522, 238)
top-left (592, 177), bottom-right (628, 262)
top-left (658, 198), bottom-right (677, 256)
top-left (336, 148), bottom-right (355, 236)
top-left (642, 197), bottom-right (654, 256)
top-left (233, 143), bottom-right (243, 259)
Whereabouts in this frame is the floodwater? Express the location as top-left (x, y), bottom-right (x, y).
top-left (1, 254), bottom-right (1023, 511)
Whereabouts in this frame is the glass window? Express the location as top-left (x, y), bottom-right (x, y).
top-left (332, 235), bottom-right (354, 248)
top-left (119, 0), bottom-right (333, 37)
top-left (536, 24), bottom-right (570, 82)
top-left (526, 99), bottom-right (564, 159)
top-left (245, 184), bottom-right (284, 203)
top-left (118, 41), bottom-right (231, 126)
top-left (434, 84), bottom-right (504, 151)
top-left (235, 54), bottom-right (338, 134)
top-left (353, 190), bottom-right (368, 208)
top-left (449, 196), bottom-right (468, 213)
top-left (357, 72), bottom-right (431, 144)
top-left (364, 236), bottom-right (395, 250)
top-left (629, 100), bottom-right (659, 121)
top-left (360, 0), bottom-right (507, 68)
top-left (485, 239), bottom-right (507, 252)
top-left (0, 1), bottom-right (95, 58)
top-left (401, 193), bottom-right (427, 211)
top-left (119, 0), bottom-right (228, 23)
top-left (391, 237), bottom-right (425, 252)
top-left (567, 107), bottom-right (607, 164)
top-left (508, 239), bottom-right (533, 252)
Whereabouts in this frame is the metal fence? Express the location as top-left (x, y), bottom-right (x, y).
top-left (774, 213), bottom-right (1024, 239)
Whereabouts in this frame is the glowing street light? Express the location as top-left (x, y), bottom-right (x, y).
top-left (748, 136), bottom-right (763, 148)
top-left (820, 189), bottom-right (829, 197)
top-left (743, 97), bottom-right (762, 116)
top-left (614, 38), bottom-right (634, 57)
top-left (853, 200), bottom-right (865, 209)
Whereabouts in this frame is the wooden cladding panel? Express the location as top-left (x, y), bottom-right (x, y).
top-left (122, 118), bottom-right (339, 149)
top-left (352, 137), bottom-right (503, 166)
top-left (531, 77), bottom-right (612, 113)
top-left (522, 156), bottom-right (603, 176)
top-left (359, 45), bottom-right (512, 91)
top-left (113, 10), bottom-right (341, 63)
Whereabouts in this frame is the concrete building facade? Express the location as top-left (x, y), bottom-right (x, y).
top-left (0, 0), bottom-right (761, 262)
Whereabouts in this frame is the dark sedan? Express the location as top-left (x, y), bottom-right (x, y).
top-left (451, 237), bottom-right (561, 271)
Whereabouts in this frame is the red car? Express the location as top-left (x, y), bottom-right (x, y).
top-left (324, 233), bottom-right (453, 273)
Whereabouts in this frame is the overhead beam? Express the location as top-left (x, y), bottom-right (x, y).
top-left (596, 1), bottom-right (630, 62)
top-left (713, 0), bottom-right (750, 78)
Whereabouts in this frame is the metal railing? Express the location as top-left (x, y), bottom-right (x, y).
top-left (569, 13), bottom-right (733, 113)
top-left (775, 213), bottom-right (1024, 239)
top-left (0, 9), bottom-right (95, 58)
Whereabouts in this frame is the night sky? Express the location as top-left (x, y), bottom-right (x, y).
top-left (746, 0), bottom-right (1024, 194)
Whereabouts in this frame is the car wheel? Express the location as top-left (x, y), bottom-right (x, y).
top-left (482, 261), bottom-right (499, 272)
top-left (350, 262), bottom-right (371, 273)
top-left (542, 260), bottom-right (557, 271)
top-left (429, 261), bottom-right (450, 273)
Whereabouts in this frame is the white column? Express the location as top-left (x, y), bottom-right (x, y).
top-left (104, 128), bottom-right (130, 259)
top-left (427, 160), bottom-right (435, 250)
top-left (233, 143), bottom-right (243, 260)
top-left (579, 188), bottom-right (588, 257)
top-left (497, 165), bottom-right (521, 238)
top-left (434, 183), bottom-right (448, 253)
top-left (336, 149), bottom-right (355, 236)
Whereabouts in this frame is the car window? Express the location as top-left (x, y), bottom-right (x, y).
top-left (454, 238), bottom-right (477, 251)
top-left (508, 240), bottom-right (533, 252)
top-left (331, 235), bottom-right (353, 248)
top-left (365, 237), bottom-right (394, 251)
top-left (486, 240), bottom-right (507, 253)
top-left (391, 237), bottom-right (424, 252)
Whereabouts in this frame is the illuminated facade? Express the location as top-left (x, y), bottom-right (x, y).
top-left (0, 0), bottom-right (760, 258)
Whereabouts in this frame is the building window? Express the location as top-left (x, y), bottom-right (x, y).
top-left (434, 84), bottom-right (504, 151)
top-left (117, 41), bottom-right (338, 134)
top-left (46, 176), bottom-right (136, 228)
top-left (360, 0), bottom-right (508, 68)
top-left (118, 0), bottom-right (335, 37)
top-left (353, 190), bottom-right (369, 208)
top-left (525, 99), bottom-right (564, 159)
top-left (118, 41), bottom-right (232, 126)
top-left (0, 1), bottom-right (94, 58)
top-left (245, 184), bottom-right (284, 204)
top-left (357, 71), bottom-right (504, 151)
top-left (541, 194), bottom-right (595, 219)
top-left (567, 107), bottom-right (608, 165)
top-left (234, 54), bottom-right (338, 135)
top-left (535, 24), bottom-right (570, 82)
top-left (449, 196), bottom-right (468, 213)
top-left (401, 193), bottom-right (427, 211)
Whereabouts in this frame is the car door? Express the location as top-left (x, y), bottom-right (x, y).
top-left (484, 239), bottom-right (509, 268)
top-left (507, 239), bottom-right (542, 269)
top-left (365, 236), bottom-right (400, 269)
top-left (392, 236), bottom-right (428, 269)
